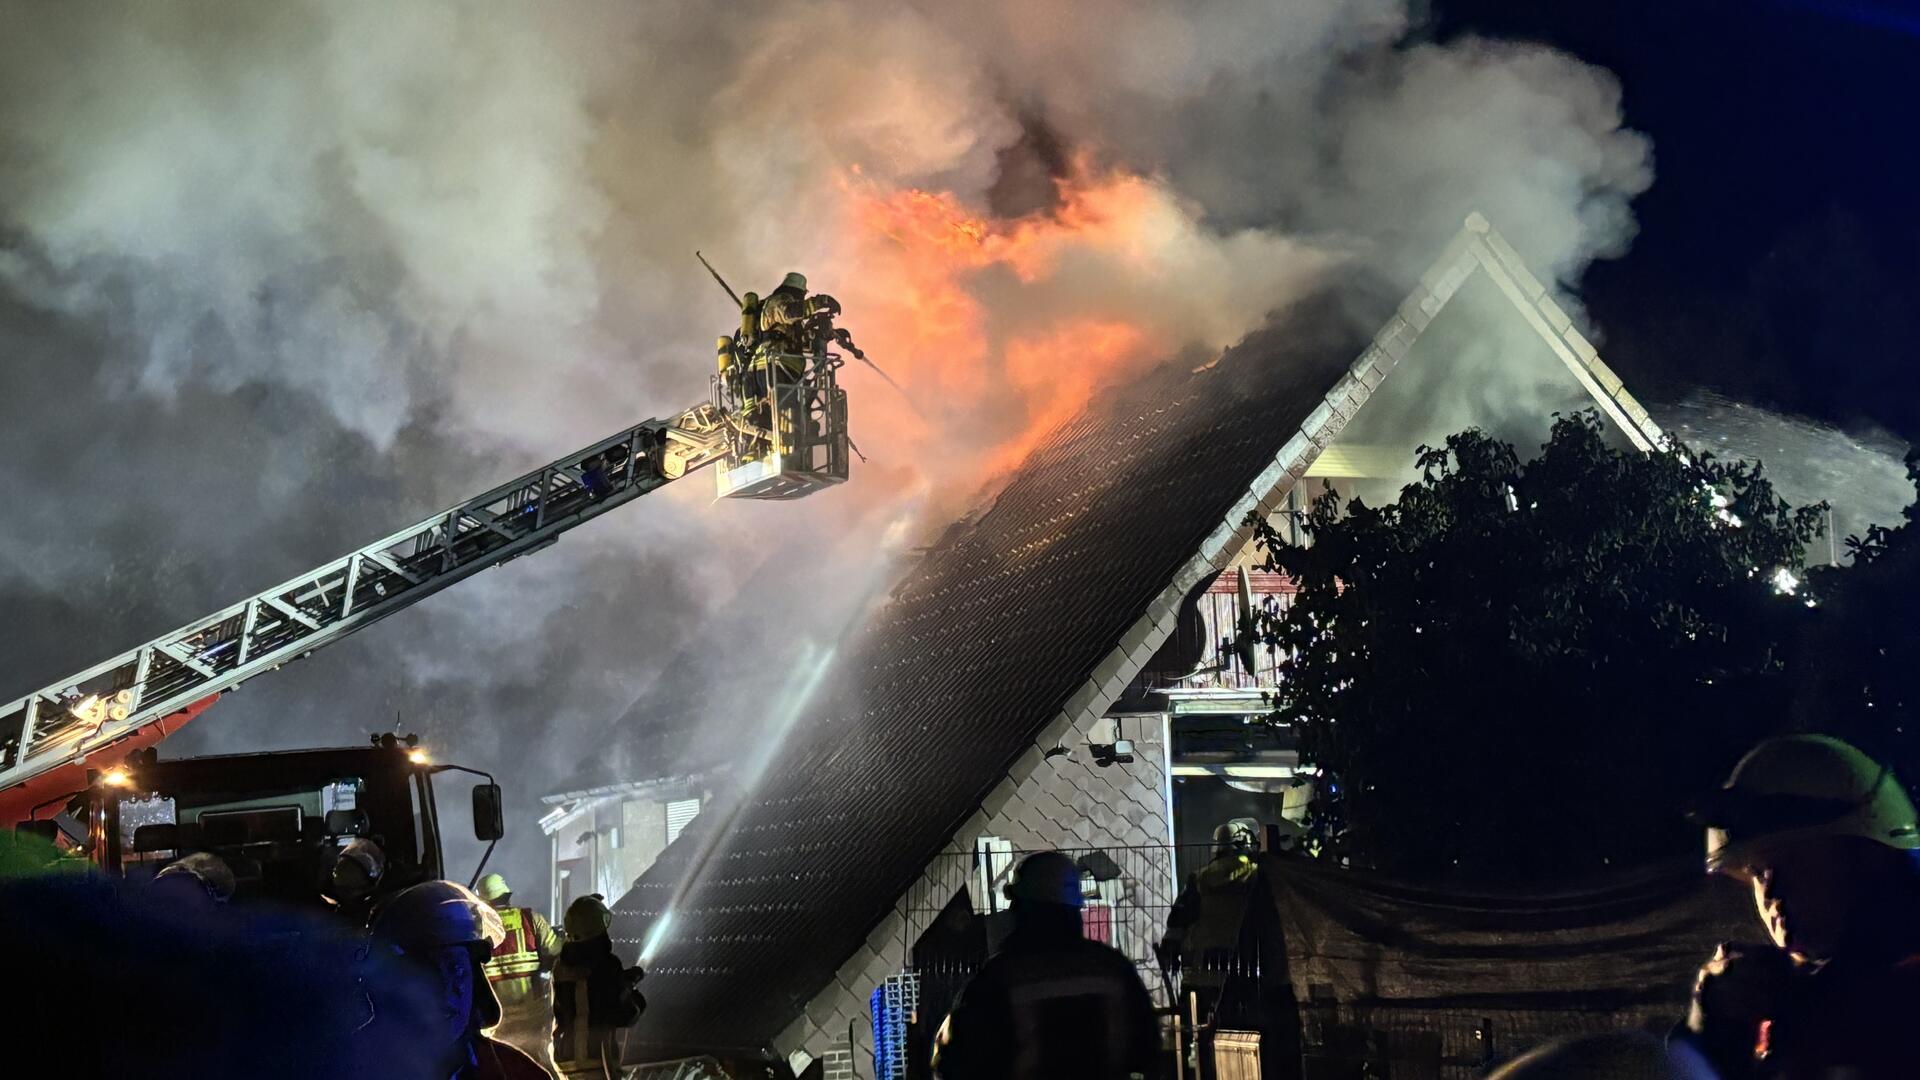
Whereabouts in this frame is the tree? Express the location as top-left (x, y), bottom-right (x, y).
top-left (1793, 451), bottom-right (1920, 774)
top-left (1249, 411), bottom-right (1827, 884)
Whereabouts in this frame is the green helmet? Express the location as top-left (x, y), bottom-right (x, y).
top-left (476, 872), bottom-right (511, 904)
top-left (1691, 735), bottom-right (1920, 879)
top-left (779, 272), bottom-right (807, 293)
top-left (564, 893), bottom-right (615, 941)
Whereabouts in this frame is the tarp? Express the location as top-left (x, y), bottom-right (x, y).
top-left (1268, 855), bottom-right (1754, 1010)
top-left (1258, 856), bottom-right (1757, 1075)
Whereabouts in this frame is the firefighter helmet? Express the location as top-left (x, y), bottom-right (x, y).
top-left (370, 881), bottom-right (505, 954)
top-left (1212, 818), bottom-right (1258, 856)
top-left (367, 881), bottom-right (506, 1037)
top-left (337, 837), bottom-right (386, 882)
top-left (564, 893), bottom-right (615, 942)
top-left (1002, 851), bottom-right (1084, 909)
top-left (476, 872), bottom-right (511, 904)
top-left (779, 272), bottom-right (807, 293)
top-left (1691, 735), bottom-right (1920, 879)
top-left (155, 851), bottom-right (236, 903)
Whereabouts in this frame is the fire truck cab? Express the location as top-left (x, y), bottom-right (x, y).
top-left (17, 734), bottom-right (503, 906)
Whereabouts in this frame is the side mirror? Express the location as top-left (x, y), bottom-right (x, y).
top-left (472, 783), bottom-right (505, 842)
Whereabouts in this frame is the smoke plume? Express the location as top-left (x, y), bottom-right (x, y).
top-left (0, 0), bottom-right (1656, 893)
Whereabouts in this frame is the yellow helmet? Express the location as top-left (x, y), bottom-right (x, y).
top-left (1691, 735), bottom-right (1920, 879)
top-left (476, 872), bottom-right (511, 904)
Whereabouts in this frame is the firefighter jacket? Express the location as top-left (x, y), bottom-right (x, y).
top-left (757, 287), bottom-right (806, 338)
top-left (484, 906), bottom-right (561, 1008)
top-left (1676, 945), bottom-right (1920, 1079)
top-left (933, 905), bottom-right (1160, 1080)
top-left (552, 935), bottom-right (644, 1077)
top-left (1161, 852), bottom-right (1260, 991)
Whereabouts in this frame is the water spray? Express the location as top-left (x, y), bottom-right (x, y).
top-left (639, 638), bottom-right (841, 966)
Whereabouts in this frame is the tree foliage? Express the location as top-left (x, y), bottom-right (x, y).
top-left (1793, 450), bottom-right (1920, 771)
top-left (1250, 412), bottom-right (1828, 883)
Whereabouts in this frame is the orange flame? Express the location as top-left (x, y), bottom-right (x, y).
top-left (991, 318), bottom-right (1149, 476)
top-left (828, 161), bottom-right (1170, 494)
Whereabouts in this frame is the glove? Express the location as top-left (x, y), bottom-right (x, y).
top-left (1685, 941), bottom-right (1796, 1054)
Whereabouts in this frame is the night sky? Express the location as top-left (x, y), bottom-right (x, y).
top-left (1443, 0), bottom-right (1920, 441)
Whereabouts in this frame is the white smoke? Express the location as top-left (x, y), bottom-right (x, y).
top-left (0, 0), bottom-right (1658, 894)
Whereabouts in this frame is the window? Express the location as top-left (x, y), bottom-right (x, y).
top-left (666, 798), bottom-right (701, 844)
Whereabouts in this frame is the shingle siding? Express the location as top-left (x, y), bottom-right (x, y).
top-left (773, 707), bottom-right (1175, 1064)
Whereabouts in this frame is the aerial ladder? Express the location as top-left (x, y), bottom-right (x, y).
top-left (0, 277), bottom-right (855, 825)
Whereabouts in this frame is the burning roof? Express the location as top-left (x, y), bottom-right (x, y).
top-left (603, 214), bottom-right (1664, 1052)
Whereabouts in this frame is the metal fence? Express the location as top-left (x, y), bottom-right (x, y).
top-left (895, 843), bottom-right (1684, 1079)
top-left (1299, 1003), bottom-right (1672, 1080)
top-left (903, 842), bottom-right (1206, 1011)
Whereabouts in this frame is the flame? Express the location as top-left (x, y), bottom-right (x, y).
top-left (828, 160), bottom-right (1175, 496)
top-left (991, 319), bottom-right (1150, 475)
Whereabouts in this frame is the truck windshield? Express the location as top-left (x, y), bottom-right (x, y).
top-left (116, 774), bottom-right (411, 906)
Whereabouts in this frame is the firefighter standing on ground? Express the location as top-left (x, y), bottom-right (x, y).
top-left (552, 893), bottom-right (645, 1079)
top-left (933, 851), bottom-right (1160, 1080)
top-left (1159, 820), bottom-right (1262, 1023)
top-left (1678, 734), bottom-right (1920, 1078)
top-left (360, 880), bottom-right (550, 1080)
top-left (478, 873), bottom-right (563, 1076)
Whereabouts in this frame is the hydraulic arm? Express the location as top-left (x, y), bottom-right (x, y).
top-left (2, 266), bottom-right (858, 819)
top-left (0, 402), bottom-right (738, 800)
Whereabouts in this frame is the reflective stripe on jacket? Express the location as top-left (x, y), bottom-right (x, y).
top-left (487, 907), bottom-right (544, 981)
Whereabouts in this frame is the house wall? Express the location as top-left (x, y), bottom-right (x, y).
top-left (606, 797), bottom-right (670, 899)
top-left (548, 786), bottom-right (706, 917)
top-left (771, 705), bottom-right (1176, 1065)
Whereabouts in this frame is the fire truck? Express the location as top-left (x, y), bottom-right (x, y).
top-left (19, 734), bottom-right (504, 902)
top-left (3, 282), bottom-right (855, 891)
